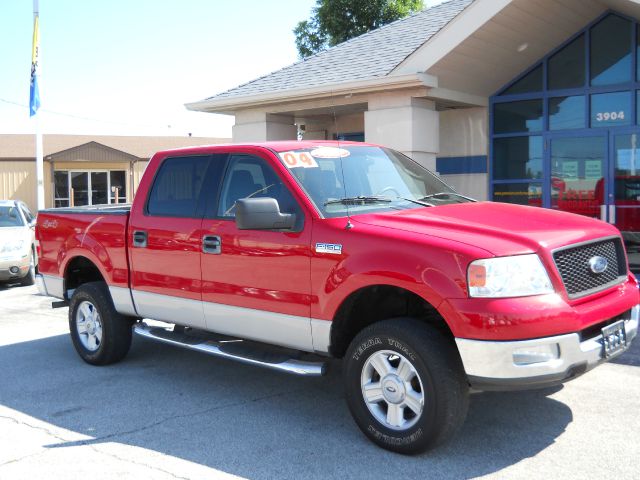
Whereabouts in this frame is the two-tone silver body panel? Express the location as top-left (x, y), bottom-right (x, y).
top-left (36, 274), bottom-right (331, 354)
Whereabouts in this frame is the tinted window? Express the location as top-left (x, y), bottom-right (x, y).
top-left (502, 64), bottom-right (542, 95)
top-left (218, 154), bottom-right (300, 218)
top-left (493, 136), bottom-right (543, 180)
top-left (549, 95), bottom-right (585, 130)
top-left (110, 171), bottom-right (127, 204)
top-left (54, 171), bottom-right (69, 208)
top-left (548, 34), bottom-right (585, 90)
top-left (590, 91), bottom-right (632, 127)
top-left (493, 100), bottom-right (543, 134)
top-left (493, 183), bottom-right (543, 207)
top-left (590, 15), bottom-right (632, 86)
top-left (147, 155), bottom-right (210, 217)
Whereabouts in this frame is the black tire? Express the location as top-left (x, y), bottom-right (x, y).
top-left (19, 248), bottom-right (36, 286)
top-left (343, 318), bottom-right (469, 454)
top-left (68, 281), bottom-right (133, 365)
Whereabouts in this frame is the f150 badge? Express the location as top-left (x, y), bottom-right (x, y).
top-left (316, 243), bottom-right (342, 255)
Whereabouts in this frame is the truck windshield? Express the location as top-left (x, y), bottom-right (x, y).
top-left (0, 206), bottom-right (25, 227)
top-left (278, 145), bottom-right (474, 218)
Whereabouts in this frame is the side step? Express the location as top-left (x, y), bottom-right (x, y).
top-left (133, 323), bottom-right (327, 376)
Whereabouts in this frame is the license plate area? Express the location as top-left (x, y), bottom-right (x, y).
top-left (602, 320), bottom-right (627, 358)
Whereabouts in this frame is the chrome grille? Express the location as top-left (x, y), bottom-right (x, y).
top-left (553, 237), bottom-right (627, 298)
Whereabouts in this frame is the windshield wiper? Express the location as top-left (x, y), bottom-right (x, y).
top-left (324, 196), bottom-right (393, 206)
top-left (419, 192), bottom-right (476, 202)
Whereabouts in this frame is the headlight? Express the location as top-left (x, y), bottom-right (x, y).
top-left (0, 239), bottom-right (25, 255)
top-left (467, 254), bottom-right (553, 298)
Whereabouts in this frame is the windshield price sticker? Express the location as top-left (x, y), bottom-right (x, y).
top-left (280, 151), bottom-right (319, 169)
top-left (310, 147), bottom-right (350, 158)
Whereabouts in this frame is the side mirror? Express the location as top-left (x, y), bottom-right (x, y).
top-left (235, 197), bottom-right (296, 230)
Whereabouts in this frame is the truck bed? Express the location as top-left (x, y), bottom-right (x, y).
top-left (36, 205), bottom-right (132, 292)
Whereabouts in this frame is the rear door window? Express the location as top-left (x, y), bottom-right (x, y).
top-left (146, 155), bottom-right (211, 218)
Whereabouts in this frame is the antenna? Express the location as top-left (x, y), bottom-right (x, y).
top-left (330, 91), bottom-right (353, 230)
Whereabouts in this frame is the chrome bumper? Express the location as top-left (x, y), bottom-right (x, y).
top-left (456, 304), bottom-right (639, 390)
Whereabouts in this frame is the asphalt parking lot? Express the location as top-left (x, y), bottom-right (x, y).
top-left (1, 283), bottom-right (639, 480)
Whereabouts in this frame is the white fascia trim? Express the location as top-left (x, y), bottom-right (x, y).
top-left (393, 0), bottom-right (513, 75)
top-left (427, 87), bottom-right (488, 107)
top-left (185, 73), bottom-right (438, 114)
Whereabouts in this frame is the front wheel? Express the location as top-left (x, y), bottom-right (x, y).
top-left (343, 318), bottom-right (469, 454)
top-left (68, 282), bottom-right (133, 365)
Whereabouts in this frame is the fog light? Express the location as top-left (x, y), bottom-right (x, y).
top-left (9, 266), bottom-right (19, 274)
top-left (513, 343), bottom-right (560, 365)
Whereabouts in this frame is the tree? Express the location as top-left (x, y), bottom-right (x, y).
top-left (295, 0), bottom-right (424, 58)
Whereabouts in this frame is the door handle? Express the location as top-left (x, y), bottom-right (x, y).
top-left (202, 235), bottom-right (221, 254)
top-left (133, 230), bottom-right (147, 248)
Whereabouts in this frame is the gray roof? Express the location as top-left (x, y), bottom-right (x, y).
top-left (206, 0), bottom-right (473, 102)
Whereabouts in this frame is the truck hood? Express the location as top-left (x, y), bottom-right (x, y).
top-left (353, 202), bottom-right (619, 256)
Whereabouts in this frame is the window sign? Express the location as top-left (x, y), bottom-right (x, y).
top-left (561, 161), bottom-right (579, 178)
top-left (585, 160), bottom-right (603, 179)
top-left (590, 92), bottom-right (632, 127)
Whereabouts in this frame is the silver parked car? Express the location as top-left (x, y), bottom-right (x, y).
top-left (0, 200), bottom-right (37, 286)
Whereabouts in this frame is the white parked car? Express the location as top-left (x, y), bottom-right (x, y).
top-left (0, 200), bottom-right (37, 286)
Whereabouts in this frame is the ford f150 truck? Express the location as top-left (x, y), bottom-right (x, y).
top-left (35, 141), bottom-right (639, 454)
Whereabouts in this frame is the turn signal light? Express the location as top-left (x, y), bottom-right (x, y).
top-left (468, 264), bottom-right (486, 287)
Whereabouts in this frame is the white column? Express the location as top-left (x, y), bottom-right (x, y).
top-left (364, 94), bottom-right (439, 171)
top-left (232, 111), bottom-right (297, 142)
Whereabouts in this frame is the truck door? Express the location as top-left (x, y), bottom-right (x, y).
top-left (199, 151), bottom-right (313, 351)
top-left (128, 154), bottom-right (224, 329)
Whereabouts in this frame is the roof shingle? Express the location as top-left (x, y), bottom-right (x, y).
top-left (206, 0), bottom-right (473, 102)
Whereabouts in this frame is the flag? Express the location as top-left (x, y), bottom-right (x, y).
top-left (30, 15), bottom-right (41, 117)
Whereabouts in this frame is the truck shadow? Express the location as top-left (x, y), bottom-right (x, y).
top-left (0, 334), bottom-right (573, 479)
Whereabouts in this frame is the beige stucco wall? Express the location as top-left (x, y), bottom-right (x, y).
top-left (438, 107), bottom-right (489, 201)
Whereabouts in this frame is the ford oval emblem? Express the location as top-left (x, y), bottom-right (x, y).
top-left (588, 256), bottom-right (608, 274)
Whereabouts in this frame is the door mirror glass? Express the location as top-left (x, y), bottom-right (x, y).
top-left (235, 197), bottom-right (296, 230)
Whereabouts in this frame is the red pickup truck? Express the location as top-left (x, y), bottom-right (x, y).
top-left (35, 141), bottom-right (638, 454)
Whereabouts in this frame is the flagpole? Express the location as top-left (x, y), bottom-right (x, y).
top-left (33, 0), bottom-right (44, 211)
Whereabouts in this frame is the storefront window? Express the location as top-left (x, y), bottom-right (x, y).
top-left (590, 91), bottom-right (632, 127)
top-left (590, 14), bottom-right (632, 86)
top-left (549, 96), bottom-right (585, 130)
top-left (54, 171), bottom-right (69, 208)
top-left (493, 183), bottom-right (543, 207)
top-left (493, 100), bottom-right (543, 134)
top-left (493, 136), bottom-right (543, 180)
top-left (548, 34), bottom-right (585, 90)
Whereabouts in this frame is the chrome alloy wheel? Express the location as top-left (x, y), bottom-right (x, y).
top-left (75, 301), bottom-right (103, 352)
top-left (361, 350), bottom-right (425, 430)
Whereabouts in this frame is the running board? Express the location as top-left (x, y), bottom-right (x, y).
top-left (133, 323), bottom-right (326, 376)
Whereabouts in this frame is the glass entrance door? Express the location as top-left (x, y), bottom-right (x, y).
top-left (69, 171), bottom-right (110, 207)
top-left (613, 132), bottom-right (640, 270)
top-left (549, 134), bottom-right (607, 221)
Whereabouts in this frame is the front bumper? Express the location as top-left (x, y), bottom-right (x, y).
top-left (456, 304), bottom-right (639, 390)
top-left (0, 255), bottom-right (30, 281)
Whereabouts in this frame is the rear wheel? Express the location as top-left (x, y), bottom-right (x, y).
top-left (343, 318), bottom-right (469, 454)
top-left (68, 282), bottom-right (133, 365)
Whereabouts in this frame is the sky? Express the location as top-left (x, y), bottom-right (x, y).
top-left (0, 0), bottom-right (446, 139)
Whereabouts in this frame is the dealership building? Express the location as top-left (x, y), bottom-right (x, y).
top-left (0, 135), bottom-right (227, 211)
top-left (187, 0), bottom-right (640, 269)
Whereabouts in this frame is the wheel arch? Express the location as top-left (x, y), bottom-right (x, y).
top-left (329, 284), bottom-right (455, 358)
top-left (63, 255), bottom-right (107, 299)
